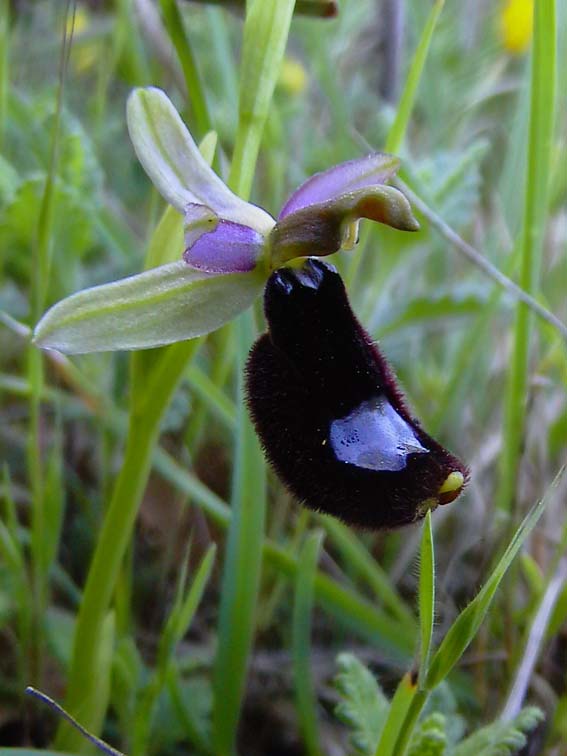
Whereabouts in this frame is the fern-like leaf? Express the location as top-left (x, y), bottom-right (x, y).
top-left (451, 706), bottom-right (544, 756)
top-left (334, 652), bottom-right (389, 755)
top-left (408, 712), bottom-right (447, 756)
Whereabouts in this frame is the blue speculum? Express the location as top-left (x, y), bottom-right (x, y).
top-left (245, 258), bottom-right (468, 530)
top-left (329, 396), bottom-right (428, 473)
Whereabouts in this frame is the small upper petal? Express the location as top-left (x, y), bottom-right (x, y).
top-left (269, 184), bottom-right (419, 268)
top-left (279, 153), bottom-right (401, 219)
top-left (184, 219), bottom-right (265, 274)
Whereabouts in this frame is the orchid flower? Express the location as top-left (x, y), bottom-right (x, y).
top-left (33, 87), bottom-right (468, 528)
top-left (33, 87), bottom-right (419, 354)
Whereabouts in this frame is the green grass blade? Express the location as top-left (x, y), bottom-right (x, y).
top-left (187, 364), bottom-right (237, 430)
top-left (160, 543), bottom-right (217, 669)
top-left (57, 102), bottom-right (210, 746)
top-left (0, 0), bottom-right (9, 154)
top-left (418, 511), bottom-right (435, 687)
top-left (132, 544), bottom-right (217, 756)
top-left (496, 0), bottom-right (558, 514)
top-left (28, 0), bottom-right (73, 685)
top-left (158, 0), bottom-right (211, 136)
top-left (147, 445), bottom-right (416, 654)
top-left (292, 530), bottom-right (324, 756)
top-left (426, 465), bottom-right (565, 689)
top-left (212, 311), bottom-right (267, 756)
top-left (211, 3), bottom-right (294, 752)
top-left (228, 0), bottom-right (297, 199)
top-left (385, 0), bottom-right (445, 154)
top-left (320, 516), bottom-right (416, 628)
top-left (373, 672), bottom-right (418, 756)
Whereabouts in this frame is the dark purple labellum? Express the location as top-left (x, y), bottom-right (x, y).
top-left (245, 258), bottom-right (469, 530)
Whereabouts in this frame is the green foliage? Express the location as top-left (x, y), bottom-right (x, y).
top-left (1, 1), bottom-right (565, 755)
top-left (452, 707), bottom-right (544, 756)
top-left (418, 510), bottom-right (435, 685)
top-left (334, 652), bottom-right (389, 754)
top-left (407, 713), bottom-right (447, 756)
top-left (413, 140), bottom-right (489, 230)
top-left (334, 654), bottom-right (544, 756)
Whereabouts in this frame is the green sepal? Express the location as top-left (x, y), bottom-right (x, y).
top-left (33, 262), bottom-right (265, 353)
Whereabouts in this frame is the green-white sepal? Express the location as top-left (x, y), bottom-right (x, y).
top-left (127, 87), bottom-right (274, 235)
top-left (33, 262), bottom-right (265, 353)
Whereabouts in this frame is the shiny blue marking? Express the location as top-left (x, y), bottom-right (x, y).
top-left (329, 396), bottom-right (428, 472)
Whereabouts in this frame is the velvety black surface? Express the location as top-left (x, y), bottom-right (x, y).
top-left (245, 258), bottom-right (468, 529)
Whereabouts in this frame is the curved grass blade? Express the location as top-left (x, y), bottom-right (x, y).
top-left (426, 465), bottom-right (565, 689)
top-left (418, 511), bottom-right (435, 687)
top-left (292, 530), bottom-right (325, 756)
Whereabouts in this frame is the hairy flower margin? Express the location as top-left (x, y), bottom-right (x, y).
top-left (33, 87), bottom-right (419, 354)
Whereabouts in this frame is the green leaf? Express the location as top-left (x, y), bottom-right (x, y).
top-left (229, 0), bottom-right (297, 198)
top-left (126, 87), bottom-right (273, 233)
top-left (334, 652), bottom-right (390, 755)
top-left (157, 544), bottom-right (216, 672)
top-left (418, 511), bottom-right (435, 686)
top-left (33, 262), bottom-right (265, 353)
top-left (292, 530), bottom-right (324, 756)
top-left (496, 0), bottom-right (558, 514)
top-left (320, 516), bottom-right (416, 628)
top-left (373, 672), bottom-right (419, 756)
top-left (53, 612), bottom-right (116, 752)
top-left (143, 204), bottom-right (184, 270)
top-left (45, 608), bottom-right (75, 668)
top-left (452, 707), bottom-right (544, 756)
top-left (407, 712), bottom-right (447, 756)
top-left (186, 0), bottom-right (338, 17)
top-left (385, 0), bottom-right (446, 154)
top-left (132, 545), bottom-right (216, 756)
top-left (212, 310), bottom-right (267, 756)
top-left (414, 141), bottom-right (489, 229)
top-left (426, 466), bottom-right (565, 689)
top-left (376, 288), bottom-right (486, 339)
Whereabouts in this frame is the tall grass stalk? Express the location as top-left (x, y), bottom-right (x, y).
top-left (228, 0), bottom-right (297, 200)
top-left (212, 2), bottom-right (296, 752)
top-left (384, 0), bottom-right (445, 154)
top-left (10, 332), bottom-right (418, 655)
top-left (28, 0), bottom-right (74, 685)
top-left (496, 0), bottom-right (557, 515)
top-left (292, 531), bottom-right (324, 756)
top-left (55, 108), bottom-right (211, 756)
top-left (377, 466), bottom-right (564, 756)
top-left (55, 339), bottom-right (200, 752)
top-left (158, 0), bottom-right (211, 136)
top-left (418, 511), bottom-right (435, 686)
top-left (211, 313), bottom-right (267, 756)
top-left (0, 0), bottom-right (9, 154)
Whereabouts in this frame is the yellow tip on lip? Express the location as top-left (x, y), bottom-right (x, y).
top-left (438, 471), bottom-right (465, 505)
top-left (439, 471), bottom-right (465, 495)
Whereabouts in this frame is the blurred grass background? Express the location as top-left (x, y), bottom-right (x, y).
top-left (0, 0), bottom-right (566, 754)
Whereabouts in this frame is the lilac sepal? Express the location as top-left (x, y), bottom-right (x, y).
top-left (279, 153), bottom-right (400, 219)
top-left (183, 219), bottom-right (264, 274)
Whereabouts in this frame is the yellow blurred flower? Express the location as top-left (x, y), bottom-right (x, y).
top-left (499, 0), bottom-right (534, 55)
top-left (278, 57), bottom-right (308, 96)
top-left (67, 7), bottom-right (98, 74)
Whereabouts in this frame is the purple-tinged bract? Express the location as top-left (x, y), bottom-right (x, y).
top-left (245, 259), bottom-right (468, 529)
